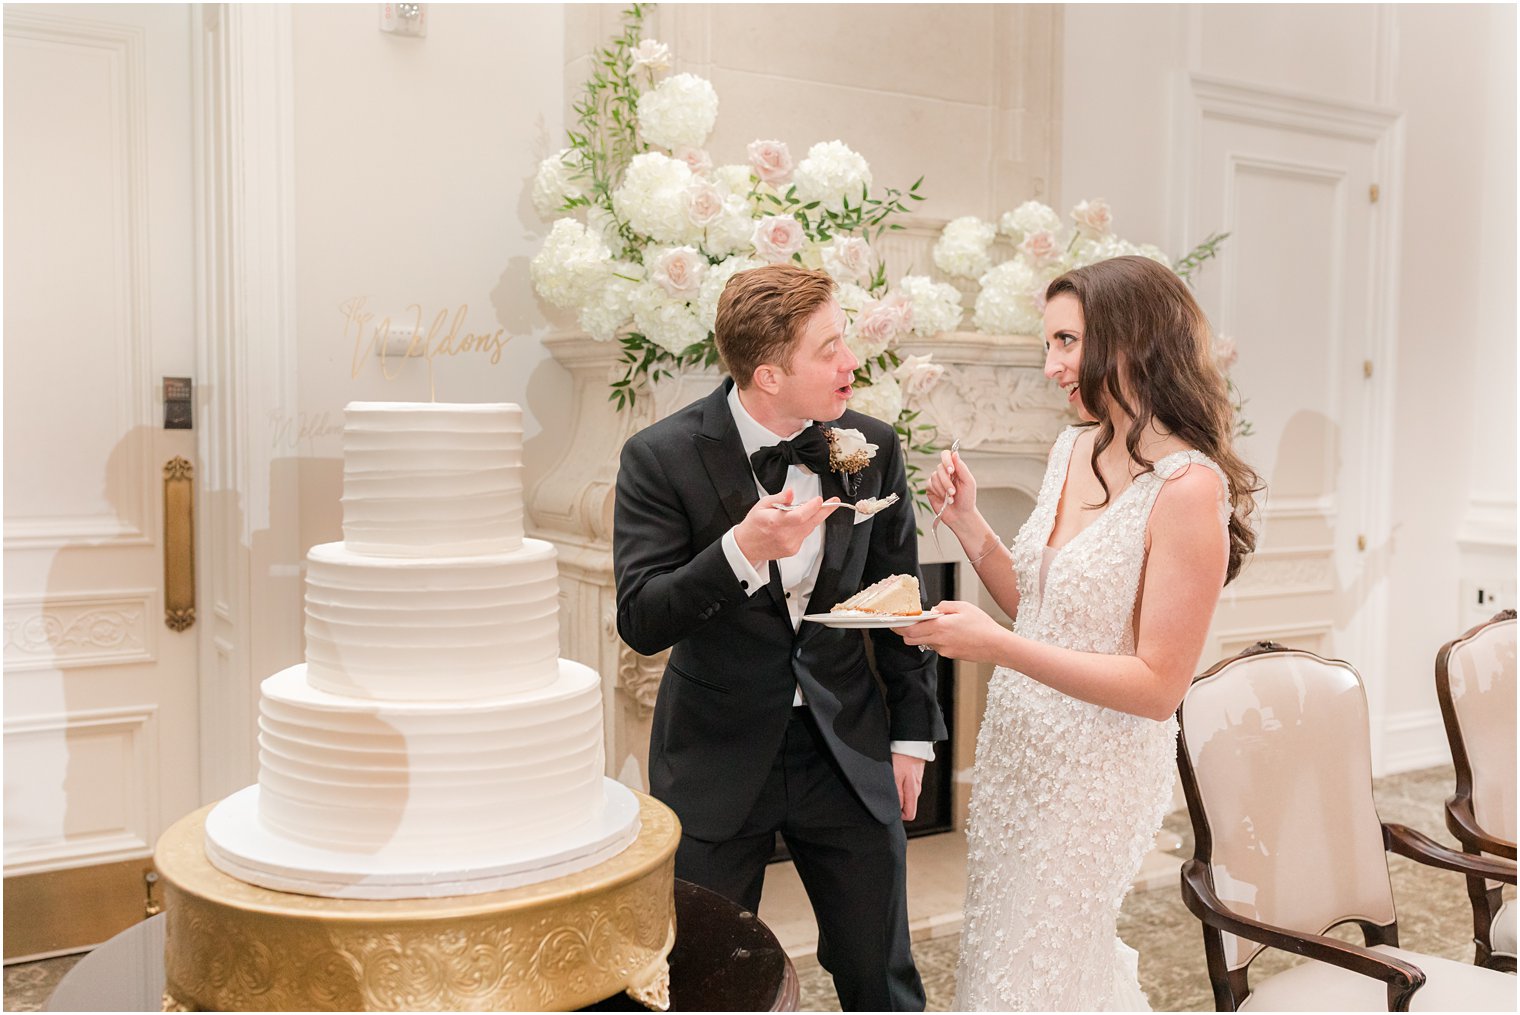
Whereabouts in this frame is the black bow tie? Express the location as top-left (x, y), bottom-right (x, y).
top-left (749, 425), bottom-right (831, 495)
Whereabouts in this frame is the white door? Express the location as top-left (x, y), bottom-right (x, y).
top-left (3, 2), bottom-right (199, 942)
top-left (1184, 78), bottom-right (1398, 757)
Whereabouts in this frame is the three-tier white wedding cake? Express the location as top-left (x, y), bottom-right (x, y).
top-left (203, 402), bottom-right (640, 900)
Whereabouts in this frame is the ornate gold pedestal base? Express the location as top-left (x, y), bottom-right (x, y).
top-left (154, 793), bottom-right (679, 1011)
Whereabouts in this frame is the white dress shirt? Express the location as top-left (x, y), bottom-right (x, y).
top-left (718, 385), bottom-right (934, 763)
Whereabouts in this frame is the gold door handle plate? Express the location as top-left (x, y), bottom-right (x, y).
top-left (164, 457), bottom-right (195, 631)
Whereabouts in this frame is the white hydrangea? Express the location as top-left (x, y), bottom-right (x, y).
top-left (529, 219), bottom-right (611, 310)
top-left (849, 372), bottom-right (903, 424)
top-left (532, 148), bottom-right (590, 220)
top-left (973, 258), bottom-right (1045, 336)
top-left (612, 152), bottom-right (694, 245)
top-left (631, 280), bottom-right (708, 355)
top-left (695, 255), bottom-right (762, 333)
top-left (998, 200), bottom-right (1061, 242)
top-left (1134, 243), bottom-right (1172, 268)
top-left (577, 260), bottom-right (643, 342)
top-left (835, 282), bottom-right (872, 317)
top-left (933, 216), bottom-right (997, 280)
top-left (895, 274), bottom-right (965, 337)
top-left (636, 73), bottom-right (719, 151)
top-left (1072, 234), bottom-right (1144, 268)
top-left (703, 195), bottom-right (758, 256)
top-left (793, 141), bottom-right (873, 213)
top-left (713, 163), bottom-right (754, 195)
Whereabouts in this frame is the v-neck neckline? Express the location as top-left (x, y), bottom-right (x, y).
top-left (1043, 431), bottom-right (1191, 559)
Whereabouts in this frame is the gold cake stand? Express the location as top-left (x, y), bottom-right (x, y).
top-left (154, 793), bottom-right (679, 1012)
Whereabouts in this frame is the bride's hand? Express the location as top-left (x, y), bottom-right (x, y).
top-left (895, 600), bottom-right (1004, 662)
top-left (927, 449), bottom-right (977, 531)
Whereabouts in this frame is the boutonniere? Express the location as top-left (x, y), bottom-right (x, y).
top-left (825, 427), bottom-right (877, 495)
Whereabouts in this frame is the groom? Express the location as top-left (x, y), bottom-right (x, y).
top-left (613, 264), bottom-right (946, 1011)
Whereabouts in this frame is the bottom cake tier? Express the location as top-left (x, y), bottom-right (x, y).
top-left (156, 793), bottom-right (680, 1012)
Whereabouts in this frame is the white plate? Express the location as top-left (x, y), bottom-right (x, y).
top-left (802, 610), bottom-right (942, 629)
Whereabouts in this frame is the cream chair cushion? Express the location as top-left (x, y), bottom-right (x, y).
top-left (1238, 944), bottom-right (1516, 1011)
top-left (1492, 897), bottom-right (1516, 959)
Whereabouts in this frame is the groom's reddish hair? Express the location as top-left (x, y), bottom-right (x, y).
top-left (715, 264), bottom-right (836, 388)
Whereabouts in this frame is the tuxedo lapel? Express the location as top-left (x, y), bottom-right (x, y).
top-left (692, 381), bottom-right (759, 529)
top-left (691, 380), bottom-right (789, 618)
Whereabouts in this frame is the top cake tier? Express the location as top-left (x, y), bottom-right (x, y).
top-left (341, 402), bottom-right (525, 557)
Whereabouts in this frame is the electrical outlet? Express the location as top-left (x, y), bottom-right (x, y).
top-left (1460, 577), bottom-right (1516, 630)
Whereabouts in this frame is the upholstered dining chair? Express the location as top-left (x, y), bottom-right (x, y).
top-left (1176, 642), bottom-right (1517, 1011)
top-left (1436, 609), bottom-right (1517, 971)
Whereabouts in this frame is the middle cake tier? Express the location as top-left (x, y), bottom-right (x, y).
top-left (304, 538), bottom-right (560, 701)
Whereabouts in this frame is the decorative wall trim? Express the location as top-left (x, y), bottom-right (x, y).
top-left (3, 706), bottom-right (159, 874)
top-left (1215, 621), bottom-right (1334, 660)
top-left (2, 513), bottom-right (152, 550)
top-left (3, 590), bottom-right (156, 672)
top-left (1260, 496), bottom-right (1337, 523)
top-left (1457, 496), bottom-right (1518, 552)
top-left (896, 332), bottom-right (1071, 454)
top-left (1227, 546), bottom-right (1336, 601)
top-left (1380, 708), bottom-right (1453, 776)
top-left (192, 3), bottom-right (300, 802)
top-left (1188, 71), bottom-right (1402, 142)
top-left (2, 10), bottom-right (155, 551)
top-left (616, 643), bottom-right (667, 717)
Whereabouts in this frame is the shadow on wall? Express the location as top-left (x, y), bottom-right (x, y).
top-left (1260, 410), bottom-right (1396, 646)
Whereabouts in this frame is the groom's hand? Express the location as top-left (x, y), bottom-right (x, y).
top-left (892, 753), bottom-right (926, 821)
top-left (733, 489), bottom-right (836, 567)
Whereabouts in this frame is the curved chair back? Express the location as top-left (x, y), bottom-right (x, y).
top-left (1179, 644), bottom-right (1397, 972)
top-left (1437, 612), bottom-right (1517, 844)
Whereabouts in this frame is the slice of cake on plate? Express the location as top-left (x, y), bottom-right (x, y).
top-left (831, 574), bottom-right (923, 615)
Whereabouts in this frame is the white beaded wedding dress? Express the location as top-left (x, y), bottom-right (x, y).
top-left (955, 426), bottom-right (1230, 1011)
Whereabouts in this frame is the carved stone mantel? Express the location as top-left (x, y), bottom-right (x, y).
top-left (526, 331), bottom-right (1073, 794)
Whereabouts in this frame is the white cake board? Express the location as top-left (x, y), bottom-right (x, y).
top-left (203, 777), bottom-right (641, 900)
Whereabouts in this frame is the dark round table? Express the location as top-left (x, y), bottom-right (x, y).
top-left (47, 879), bottom-right (798, 1012)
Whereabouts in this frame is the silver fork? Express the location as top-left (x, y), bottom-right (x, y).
top-left (773, 492), bottom-right (900, 515)
top-left (930, 437), bottom-right (961, 553)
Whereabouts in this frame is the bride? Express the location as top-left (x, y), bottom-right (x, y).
top-left (897, 255), bottom-right (1261, 1010)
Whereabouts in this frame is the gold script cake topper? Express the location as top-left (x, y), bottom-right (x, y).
top-left (343, 296), bottom-right (511, 398)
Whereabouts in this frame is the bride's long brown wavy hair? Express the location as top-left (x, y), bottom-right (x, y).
top-left (1045, 255), bottom-right (1262, 584)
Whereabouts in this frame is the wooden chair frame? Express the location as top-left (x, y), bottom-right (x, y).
top-left (1435, 609), bottom-right (1518, 972)
top-left (1176, 641), bottom-right (1518, 1011)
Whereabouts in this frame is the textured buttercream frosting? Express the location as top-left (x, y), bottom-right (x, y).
top-left (304, 538), bottom-right (561, 701)
top-left (256, 661), bottom-right (605, 856)
top-left (204, 402), bottom-right (632, 896)
top-left (341, 402), bottom-right (525, 557)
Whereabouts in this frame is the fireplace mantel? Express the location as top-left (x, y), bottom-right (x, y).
top-left (526, 331), bottom-right (1074, 793)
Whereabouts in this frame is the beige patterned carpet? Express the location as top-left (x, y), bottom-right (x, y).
top-left (5, 765), bottom-right (1511, 1011)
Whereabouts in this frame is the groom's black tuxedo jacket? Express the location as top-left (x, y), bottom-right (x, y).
top-left (614, 379), bottom-right (947, 842)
